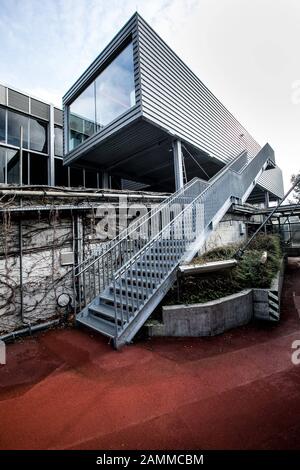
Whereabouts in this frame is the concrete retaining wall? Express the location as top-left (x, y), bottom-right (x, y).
top-left (148, 290), bottom-right (253, 337)
top-left (148, 261), bottom-right (285, 337)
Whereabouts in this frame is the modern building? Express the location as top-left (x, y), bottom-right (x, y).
top-left (63, 12), bottom-right (284, 202)
top-left (0, 83), bottom-right (103, 188)
top-left (60, 13), bottom-right (286, 347)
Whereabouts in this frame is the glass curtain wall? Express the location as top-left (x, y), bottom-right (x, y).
top-left (0, 147), bottom-right (20, 184)
top-left (68, 41), bottom-right (135, 151)
top-left (0, 107), bottom-right (5, 142)
top-left (5, 109), bottom-right (47, 152)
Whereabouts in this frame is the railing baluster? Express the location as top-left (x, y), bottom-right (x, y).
top-left (113, 277), bottom-right (118, 338)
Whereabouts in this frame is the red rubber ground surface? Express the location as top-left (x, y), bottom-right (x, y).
top-left (1, 259), bottom-right (300, 450)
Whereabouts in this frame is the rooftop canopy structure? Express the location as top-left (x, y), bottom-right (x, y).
top-left (63, 12), bottom-right (283, 201)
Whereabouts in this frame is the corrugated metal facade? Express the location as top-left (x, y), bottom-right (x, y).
top-left (137, 15), bottom-right (260, 164)
top-left (63, 13), bottom-right (283, 199)
top-left (257, 166), bottom-right (284, 198)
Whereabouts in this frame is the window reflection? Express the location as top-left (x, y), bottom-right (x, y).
top-left (0, 107), bottom-right (5, 142)
top-left (0, 147), bottom-right (20, 184)
top-left (7, 111), bottom-right (29, 148)
top-left (0, 147), bottom-right (6, 183)
top-left (30, 118), bottom-right (48, 153)
top-left (69, 83), bottom-right (95, 152)
top-left (96, 43), bottom-right (136, 127)
top-left (68, 41), bottom-right (135, 152)
top-left (6, 148), bottom-right (20, 184)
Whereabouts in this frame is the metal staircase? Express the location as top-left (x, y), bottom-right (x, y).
top-left (74, 144), bottom-right (275, 348)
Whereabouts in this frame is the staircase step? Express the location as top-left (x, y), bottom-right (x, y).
top-left (99, 291), bottom-right (140, 309)
top-left (136, 260), bottom-right (172, 269)
top-left (140, 253), bottom-right (175, 262)
top-left (77, 312), bottom-right (118, 338)
top-left (131, 266), bottom-right (169, 278)
top-left (120, 275), bottom-right (157, 289)
top-left (110, 284), bottom-right (148, 299)
top-left (89, 303), bottom-right (127, 323)
top-left (153, 244), bottom-right (185, 251)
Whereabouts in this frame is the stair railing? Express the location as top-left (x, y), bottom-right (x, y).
top-left (111, 145), bottom-right (274, 335)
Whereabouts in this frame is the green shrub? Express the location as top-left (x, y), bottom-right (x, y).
top-left (171, 234), bottom-right (282, 305)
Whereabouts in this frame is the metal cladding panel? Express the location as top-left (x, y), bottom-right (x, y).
top-left (136, 15), bottom-right (284, 197)
top-left (54, 107), bottom-right (63, 126)
top-left (30, 98), bottom-right (50, 121)
top-left (7, 88), bottom-right (29, 113)
top-left (257, 165), bottom-right (284, 199)
top-left (63, 13), bottom-right (142, 162)
top-left (137, 16), bottom-right (261, 164)
top-left (0, 85), bottom-right (6, 105)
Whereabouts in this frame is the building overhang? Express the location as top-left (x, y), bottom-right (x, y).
top-left (64, 116), bottom-right (222, 191)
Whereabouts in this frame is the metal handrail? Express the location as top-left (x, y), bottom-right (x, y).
top-left (75, 149), bottom-right (249, 276)
top-left (74, 146), bottom-right (270, 316)
top-left (113, 151), bottom-right (251, 278)
top-left (75, 178), bottom-right (204, 277)
top-left (111, 145), bottom-right (272, 333)
top-left (74, 176), bottom-right (200, 275)
top-left (74, 177), bottom-right (209, 311)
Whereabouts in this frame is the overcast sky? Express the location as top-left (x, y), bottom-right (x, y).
top-left (1, 0), bottom-right (299, 191)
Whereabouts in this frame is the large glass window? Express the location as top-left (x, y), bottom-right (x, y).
top-left (22, 152), bottom-right (29, 185)
top-left (30, 153), bottom-right (48, 185)
top-left (0, 146), bottom-right (29, 184)
top-left (7, 111), bottom-right (29, 148)
top-left (0, 147), bottom-right (20, 184)
top-left (7, 149), bottom-right (20, 184)
top-left (54, 158), bottom-right (69, 186)
top-left (95, 42), bottom-right (136, 127)
top-left (0, 107), bottom-right (5, 142)
top-left (30, 118), bottom-right (48, 153)
top-left (0, 147), bottom-right (6, 183)
top-left (68, 41), bottom-right (135, 152)
top-left (69, 83), bottom-right (96, 152)
top-left (54, 126), bottom-right (63, 156)
top-left (70, 167), bottom-right (83, 187)
top-left (85, 169), bottom-right (98, 188)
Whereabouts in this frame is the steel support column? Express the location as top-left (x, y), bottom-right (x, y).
top-left (173, 139), bottom-right (184, 190)
top-left (265, 191), bottom-right (270, 208)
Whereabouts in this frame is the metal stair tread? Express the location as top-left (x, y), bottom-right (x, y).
top-left (77, 312), bottom-right (118, 338)
top-left (100, 290), bottom-right (140, 308)
top-left (89, 303), bottom-right (125, 322)
top-left (110, 284), bottom-right (148, 297)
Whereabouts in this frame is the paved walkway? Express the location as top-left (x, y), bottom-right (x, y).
top-left (1, 259), bottom-right (300, 450)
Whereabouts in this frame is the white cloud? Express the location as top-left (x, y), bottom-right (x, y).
top-left (1, 0), bottom-right (299, 191)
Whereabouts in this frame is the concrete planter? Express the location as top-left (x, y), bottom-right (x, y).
top-left (147, 259), bottom-right (285, 337)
